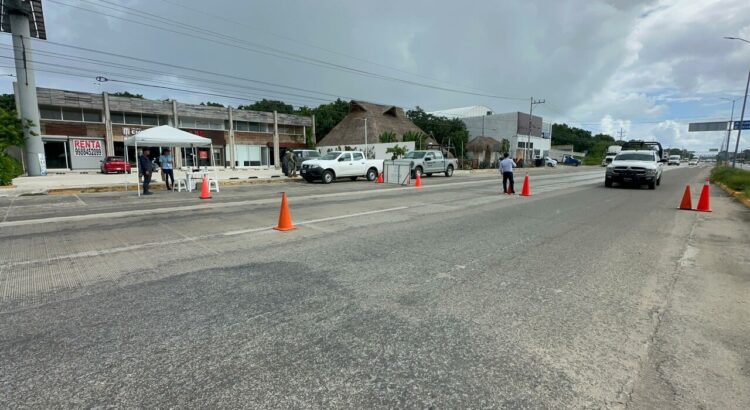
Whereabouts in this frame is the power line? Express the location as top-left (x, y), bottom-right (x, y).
top-left (46, 0), bottom-right (529, 101)
top-left (0, 45), bottom-right (337, 103)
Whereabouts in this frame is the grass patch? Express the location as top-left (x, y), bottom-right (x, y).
top-left (711, 166), bottom-right (750, 199)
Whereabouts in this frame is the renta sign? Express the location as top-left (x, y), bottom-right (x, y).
top-left (72, 139), bottom-right (103, 157)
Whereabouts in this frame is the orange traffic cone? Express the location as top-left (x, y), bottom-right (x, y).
top-left (273, 192), bottom-right (296, 231)
top-left (695, 179), bottom-right (711, 212)
top-left (199, 174), bottom-right (212, 199)
top-left (520, 174), bottom-right (531, 196)
top-left (678, 185), bottom-right (692, 210)
top-left (415, 172), bottom-right (422, 188)
top-left (377, 172), bottom-right (384, 183)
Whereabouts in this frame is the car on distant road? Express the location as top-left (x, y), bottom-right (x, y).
top-left (668, 155), bottom-right (681, 166)
top-left (395, 150), bottom-right (457, 178)
top-left (560, 154), bottom-right (582, 166)
top-left (300, 151), bottom-right (382, 184)
top-left (100, 156), bottom-right (132, 174)
top-left (605, 150), bottom-right (663, 189)
top-left (688, 158), bottom-right (699, 166)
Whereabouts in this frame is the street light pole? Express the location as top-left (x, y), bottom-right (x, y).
top-left (733, 70), bottom-right (749, 167)
top-left (364, 117), bottom-right (368, 158)
top-left (724, 36), bottom-right (750, 167)
top-left (720, 97), bottom-right (737, 165)
top-left (527, 97), bottom-right (545, 166)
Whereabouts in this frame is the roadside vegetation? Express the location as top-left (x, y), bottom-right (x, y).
top-left (711, 166), bottom-right (750, 198)
top-left (0, 94), bottom-right (28, 186)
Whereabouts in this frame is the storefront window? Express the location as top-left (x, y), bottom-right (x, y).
top-left (40, 106), bottom-right (62, 120)
top-left (125, 113), bottom-right (142, 125)
top-left (61, 107), bottom-right (83, 121)
top-left (83, 109), bottom-right (102, 122)
top-left (141, 114), bottom-right (158, 125)
top-left (110, 111), bottom-right (124, 124)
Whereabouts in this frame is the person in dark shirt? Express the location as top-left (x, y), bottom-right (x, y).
top-left (138, 149), bottom-right (153, 195)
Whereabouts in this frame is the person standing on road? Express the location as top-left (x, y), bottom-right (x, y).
top-left (499, 152), bottom-right (516, 194)
top-left (282, 150), bottom-right (290, 176)
top-left (288, 152), bottom-right (298, 178)
top-left (159, 148), bottom-right (174, 191)
top-left (138, 149), bottom-right (153, 195)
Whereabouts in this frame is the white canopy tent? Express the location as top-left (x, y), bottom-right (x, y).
top-left (124, 125), bottom-right (214, 196)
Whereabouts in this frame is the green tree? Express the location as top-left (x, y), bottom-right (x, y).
top-left (378, 131), bottom-right (397, 143)
top-left (310, 99), bottom-right (349, 142)
top-left (406, 107), bottom-right (469, 157)
top-left (111, 91), bottom-right (144, 99)
top-left (0, 94), bottom-right (15, 111)
top-left (200, 101), bottom-right (224, 107)
top-left (238, 99), bottom-right (295, 114)
top-left (402, 131), bottom-right (428, 150)
top-left (0, 107), bottom-right (31, 185)
top-left (386, 144), bottom-right (408, 159)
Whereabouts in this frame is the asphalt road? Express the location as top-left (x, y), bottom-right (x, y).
top-left (1, 165), bottom-right (749, 408)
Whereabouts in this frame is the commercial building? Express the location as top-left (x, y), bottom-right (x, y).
top-left (12, 86), bottom-right (314, 170)
top-left (428, 106), bottom-right (552, 161)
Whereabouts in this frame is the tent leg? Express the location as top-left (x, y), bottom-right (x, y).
top-left (124, 143), bottom-right (129, 192)
top-left (136, 142), bottom-right (141, 197)
top-left (210, 144), bottom-right (215, 169)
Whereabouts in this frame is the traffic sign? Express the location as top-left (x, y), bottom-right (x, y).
top-left (689, 121), bottom-right (728, 132)
top-left (734, 121), bottom-right (750, 130)
top-left (709, 148), bottom-right (719, 152)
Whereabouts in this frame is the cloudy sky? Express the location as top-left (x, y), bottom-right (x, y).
top-left (1, 0), bottom-right (749, 152)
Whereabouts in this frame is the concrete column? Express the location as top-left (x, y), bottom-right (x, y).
top-left (172, 100), bottom-right (182, 168)
top-left (10, 11), bottom-right (44, 176)
top-left (302, 125), bottom-right (307, 148)
top-left (228, 106), bottom-right (235, 169)
top-left (103, 92), bottom-right (114, 156)
top-left (273, 110), bottom-right (280, 169)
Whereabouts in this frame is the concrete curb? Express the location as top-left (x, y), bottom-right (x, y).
top-left (713, 181), bottom-right (750, 209)
top-left (44, 177), bottom-right (301, 196)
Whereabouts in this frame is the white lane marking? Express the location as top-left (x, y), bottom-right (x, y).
top-left (0, 172), bottom-right (606, 228)
top-left (1, 206), bottom-right (408, 268)
top-left (73, 194), bottom-right (87, 206)
top-left (1, 197), bottom-right (14, 223)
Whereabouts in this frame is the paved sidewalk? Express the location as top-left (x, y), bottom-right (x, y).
top-left (2, 167), bottom-right (288, 197)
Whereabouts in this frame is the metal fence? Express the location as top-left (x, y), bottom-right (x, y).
top-left (382, 161), bottom-right (412, 185)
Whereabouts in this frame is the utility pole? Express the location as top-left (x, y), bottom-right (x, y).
top-left (721, 98), bottom-right (736, 165)
top-left (527, 97), bottom-right (545, 166)
top-left (733, 69), bottom-right (749, 168)
top-left (364, 117), bottom-right (368, 158)
top-left (617, 128), bottom-right (626, 140)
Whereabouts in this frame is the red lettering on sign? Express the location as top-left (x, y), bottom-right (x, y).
top-left (199, 151), bottom-right (208, 159)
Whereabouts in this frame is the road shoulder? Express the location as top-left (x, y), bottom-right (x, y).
top-left (628, 188), bottom-right (750, 408)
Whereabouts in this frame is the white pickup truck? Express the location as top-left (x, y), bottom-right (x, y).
top-left (300, 151), bottom-right (383, 184)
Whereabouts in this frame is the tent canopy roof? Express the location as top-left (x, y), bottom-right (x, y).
top-left (124, 125), bottom-right (212, 147)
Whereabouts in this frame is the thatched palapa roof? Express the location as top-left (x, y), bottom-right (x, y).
top-left (318, 100), bottom-right (436, 146)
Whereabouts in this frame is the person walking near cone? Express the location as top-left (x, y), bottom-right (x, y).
top-left (499, 152), bottom-right (516, 194)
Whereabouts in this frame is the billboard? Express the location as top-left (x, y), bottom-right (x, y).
top-left (733, 120), bottom-right (750, 130)
top-left (688, 121), bottom-right (728, 132)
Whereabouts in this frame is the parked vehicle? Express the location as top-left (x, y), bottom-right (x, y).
top-left (545, 157), bottom-right (558, 167)
top-left (100, 156), bottom-right (132, 174)
top-left (668, 155), bottom-right (681, 166)
top-left (601, 145), bottom-right (622, 166)
top-left (293, 149), bottom-right (321, 171)
top-left (561, 154), bottom-right (582, 166)
top-left (605, 150), bottom-right (663, 189)
top-left (300, 151), bottom-right (383, 184)
top-left (394, 150), bottom-right (458, 178)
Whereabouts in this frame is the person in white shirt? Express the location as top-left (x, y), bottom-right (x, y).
top-left (499, 152), bottom-right (516, 194)
top-left (159, 148), bottom-right (174, 191)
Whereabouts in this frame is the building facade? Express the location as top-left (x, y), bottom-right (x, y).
top-left (429, 107), bottom-right (553, 160)
top-left (13, 86), bottom-right (314, 170)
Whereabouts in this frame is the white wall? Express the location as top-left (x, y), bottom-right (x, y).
top-left (317, 141), bottom-right (416, 160)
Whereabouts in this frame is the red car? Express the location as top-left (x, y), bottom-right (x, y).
top-left (100, 156), bottom-right (132, 174)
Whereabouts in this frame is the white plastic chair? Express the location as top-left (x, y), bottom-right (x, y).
top-left (208, 176), bottom-right (220, 193)
top-left (173, 177), bottom-right (188, 192)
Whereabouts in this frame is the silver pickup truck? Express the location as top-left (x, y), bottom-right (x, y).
top-left (395, 150), bottom-right (457, 178)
